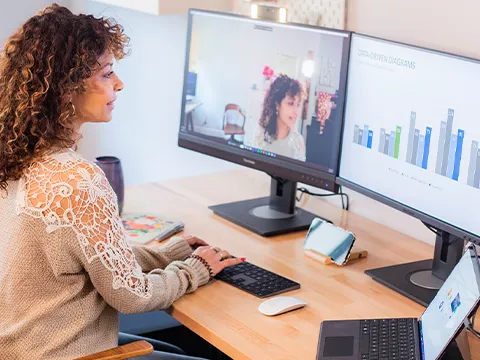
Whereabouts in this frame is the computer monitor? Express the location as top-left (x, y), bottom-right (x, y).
top-left (338, 33), bottom-right (480, 306)
top-left (178, 10), bottom-right (351, 236)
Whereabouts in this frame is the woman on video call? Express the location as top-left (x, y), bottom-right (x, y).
top-left (255, 74), bottom-right (306, 161)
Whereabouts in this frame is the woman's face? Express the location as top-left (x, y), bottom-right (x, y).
top-left (71, 53), bottom-right (123, 126)
top-left (276, 94), bottom-right (301, 130)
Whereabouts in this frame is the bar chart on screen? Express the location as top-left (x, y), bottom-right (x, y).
top-left (405, 111), bottom-right (432, 170)
top-left (432, 108), bottom-right (464, 181)
top-left (467, 140), bottom-right (480, 189)
top-left (341, 34), bottom-right (480, 236)
top-left (350, 106), bottom-right (480, 191)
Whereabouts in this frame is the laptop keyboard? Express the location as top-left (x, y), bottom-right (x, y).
top-left (359, 318), bottom-right (417, 360)
top-left (215, 261), bottom-right (300, 298)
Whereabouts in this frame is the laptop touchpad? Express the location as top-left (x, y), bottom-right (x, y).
top-left (323, 337), bottom-right (354, 357)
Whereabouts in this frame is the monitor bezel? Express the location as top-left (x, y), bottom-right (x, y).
top-left (178, 8), bottom-right (352, 192)
top-left (337, 32), bottom-right (480, 246)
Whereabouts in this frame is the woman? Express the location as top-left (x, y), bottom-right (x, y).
top-left (0, 4), bottom-right (242, 359)
top-left (255, 74), bottom-right (307, 161)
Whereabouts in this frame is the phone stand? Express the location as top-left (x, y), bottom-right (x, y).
top-left (304, 247), bottom-right (368, 265)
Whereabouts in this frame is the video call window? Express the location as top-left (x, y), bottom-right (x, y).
top-left (180, 13), bottom-right (349, 173)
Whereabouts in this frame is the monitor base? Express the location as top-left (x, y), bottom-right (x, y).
top-left (209, 197), bottom-right (328, 237)
top-left (365, 259), bottom-right (437, 307)
top-left (365, 230), bottom-right (464, 307)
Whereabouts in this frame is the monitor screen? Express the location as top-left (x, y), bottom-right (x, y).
top-left (186, 72), bottom-right (197, 96)
top-left (179, 10), bottom-right (351, 187)
top-left (419, 247), bottom-right (480, 360)
top-left (339, 33), bottom-right (480, 241)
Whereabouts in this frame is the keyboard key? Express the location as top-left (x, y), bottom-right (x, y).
top-left (215, 261), bottom-right (300, 298)
top-left (359, 319), bottom-right (418, 360)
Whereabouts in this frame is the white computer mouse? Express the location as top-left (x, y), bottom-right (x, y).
top-left (258, 296), bottom-right (307, 316)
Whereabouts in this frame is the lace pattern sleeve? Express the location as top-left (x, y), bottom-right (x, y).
top-left (16, 150), bottom-right (152, 298)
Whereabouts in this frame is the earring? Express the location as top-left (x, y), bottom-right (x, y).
top-left (70, 102), bottom-right (76, 116)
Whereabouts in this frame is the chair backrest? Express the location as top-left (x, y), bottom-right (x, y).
top-left (225, 104), bottom-right (240, 112)
top-left (223, 104), bottom-right (245, 128)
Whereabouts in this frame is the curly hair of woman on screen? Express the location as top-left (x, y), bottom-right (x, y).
top-left (255, 74), bottom-right (307, 161)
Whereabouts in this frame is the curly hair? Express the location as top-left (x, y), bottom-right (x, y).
top-left (259, 74), bottom-right (304, 143)
top-left (0, 3), bottom-right (129, 193)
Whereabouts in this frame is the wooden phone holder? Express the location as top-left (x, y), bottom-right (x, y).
top-left (304, 247), bottom-right (368, 265)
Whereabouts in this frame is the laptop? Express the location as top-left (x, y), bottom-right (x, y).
top-left (317, 245), bottom-right (480, 360)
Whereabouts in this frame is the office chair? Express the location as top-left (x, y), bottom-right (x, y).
top-left (74, 340), bottom-right (153, 359)
top-left (222, 104), bottom-right (245, 142)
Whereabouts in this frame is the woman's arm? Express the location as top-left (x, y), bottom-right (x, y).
top-left (130, 236), bottom-right (194, 273)
top-left (21, 156), bottom-right (211, 314)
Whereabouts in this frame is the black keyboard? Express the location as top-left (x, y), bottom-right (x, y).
top-left (215, 261), bottom-right (300, 298)
top-left (359, 318), bottom-right (417, 360)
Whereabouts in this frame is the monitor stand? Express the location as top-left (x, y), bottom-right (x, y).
top-left (365, 228), bottom-right (464, 307)
top-left (209, 176), bottom-right (329, 237)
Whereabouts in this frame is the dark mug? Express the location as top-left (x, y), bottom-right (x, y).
top-left (94, 156), bottom-right (125, 215)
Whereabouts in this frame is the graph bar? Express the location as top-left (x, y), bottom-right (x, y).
top-left (452, 129), bottom-right (464, 181)
top-left (394, 126), bottom-right (402, 159)
top-left (363, 125), bottom-right (369, 147)
top-left (353, 125), bottom-right (360, 144)
top-left (422, 127), bottom-right (432, 170)
top-left (367, 130), bottom-right (373, 149)
top-left (412, 129), bottom-right (420, 165)
top-left (436, 121), bottom-right (447, 174)
top-left (416, 135), bottom-right (425, 167)
top-left (474, 148), bottom-right (480, 189)
top-left (358, 129), bottom-right (364, 146)
top-left (406, 111), bottom-right (416, 162)
top-left (388, 131), bottom-right (396, 157)
top-left (468, 141), bottom-right (478, 186)
top-left (384, 134), bottom-right (390, 155)
top-left (379, 128), bottom-right (386, 153)
top-left (441, 108), bottom-right (455, 176)
top-left (446, 134), bottom-right (457, 179)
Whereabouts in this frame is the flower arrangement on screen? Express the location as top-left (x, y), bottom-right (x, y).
top-left (262, 66), bottom-right (274, 81)
top-left (317, 91), bottom-right (336, 134)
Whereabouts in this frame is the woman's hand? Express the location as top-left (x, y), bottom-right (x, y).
top-left (183, 235), bottom-right (209, 249)
top-left (192, 246), bottom-right (245, 276)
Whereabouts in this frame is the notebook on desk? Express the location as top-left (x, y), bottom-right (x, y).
top-left (317, 245), bottom-right (480, 360)
top-left (121, 213), bottom-right (184, 244)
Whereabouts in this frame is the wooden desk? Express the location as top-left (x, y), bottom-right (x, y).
top-left (125, 169), bottom-right (479, 360)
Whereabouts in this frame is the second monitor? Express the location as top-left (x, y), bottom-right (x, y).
top-left (178, 10), bottom-right (351, 236)
top-left (339, 33), bottom-right (480, 306)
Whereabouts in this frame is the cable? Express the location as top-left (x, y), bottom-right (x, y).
top-left (340, 185), bottom-right (346, 210)
top-left (297, 186), bottom-right (350, 211)
top-left (421, 221), bottom-right (441, 237)
top-left (466, 310), bottom-right (480, 340)
top-left (296, 191), bottom-right (304, 203)
top-left (267, 174), bottom-right (350, 210)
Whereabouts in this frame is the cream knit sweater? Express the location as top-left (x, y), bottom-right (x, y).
top-left (0, 149), bottom-right (211, 359)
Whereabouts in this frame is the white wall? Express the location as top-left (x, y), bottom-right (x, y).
top-left (78, 2), bottom-right (237, 185)
top-left (347, 0), bottom-right (480, 60)
top-left (0, 1), bottom-right (69, 47)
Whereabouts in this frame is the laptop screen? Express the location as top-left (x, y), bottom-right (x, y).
top-left (419, 247), bottom-right (480, 360)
